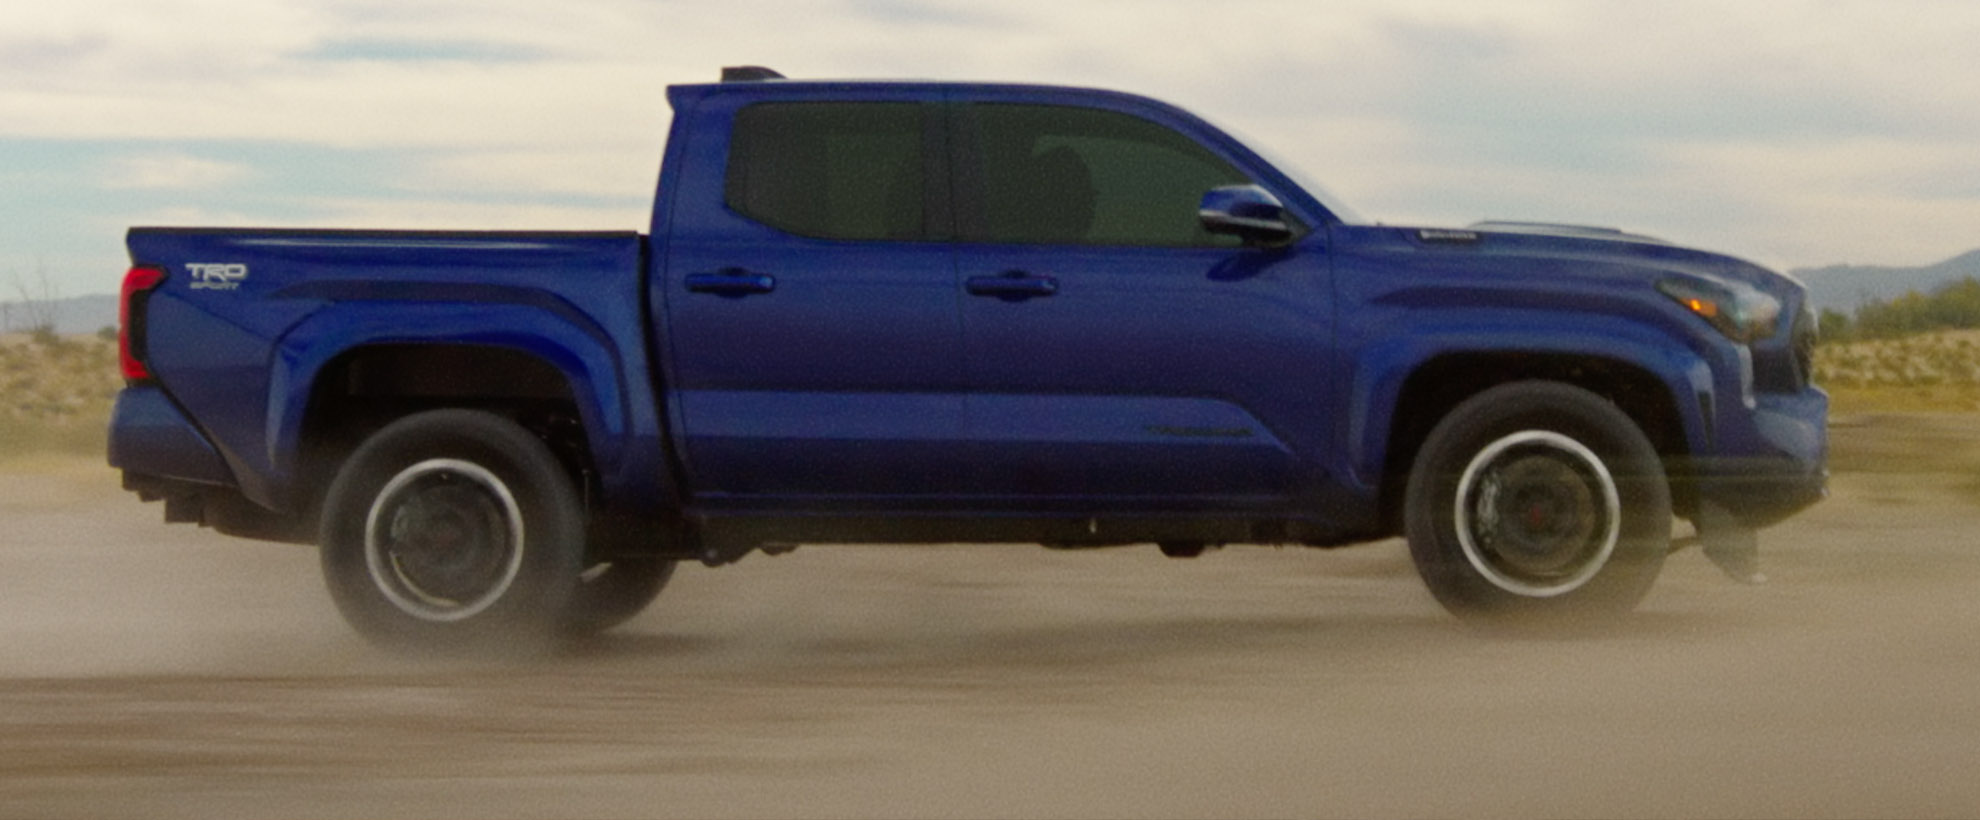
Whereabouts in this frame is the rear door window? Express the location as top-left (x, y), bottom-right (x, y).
top-left (724, 102), bottom-right (930, 241)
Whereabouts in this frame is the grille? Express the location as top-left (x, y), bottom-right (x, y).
top-left (1753, 305), bottom-right (1816, 394)
top-left (1791, 305), bottom-right (1817, 388)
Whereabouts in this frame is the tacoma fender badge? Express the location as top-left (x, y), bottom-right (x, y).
top-left (1147, 425), bottom-right (1254, 439)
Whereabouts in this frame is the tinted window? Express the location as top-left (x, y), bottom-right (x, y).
top-left (725, 103), bottom-right (926, 241)
top-left (962, 104), bottom-right (1252, 246)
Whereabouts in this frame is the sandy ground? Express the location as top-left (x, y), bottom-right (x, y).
top-left (3, 419), bottom-right (1980, 819)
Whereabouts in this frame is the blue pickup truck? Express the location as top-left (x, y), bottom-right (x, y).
top-left (109, 67), bottom-right (1826, 649)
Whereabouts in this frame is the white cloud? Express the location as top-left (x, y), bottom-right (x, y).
top-left (117, 196), bottom-right (644, 234)
top-left (4, 0), bottom-right (1980, 279)
top-left (306, 195), bottom-right (646, 232)
top-left (117, 204), bottom-right (272, 228)
top-left (1655, 137), bottom-right (1980, 267)
top-left (98, 153), bottom-right (252, 190)
top-left (412, 149), bottom-right (656, 199)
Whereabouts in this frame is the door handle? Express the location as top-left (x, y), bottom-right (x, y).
top-left (685, 268), bottom-right (776, 297)
top-left (966, 271), bottom-right (1059, 301)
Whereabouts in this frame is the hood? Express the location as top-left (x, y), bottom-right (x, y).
top-left (1374, 219), bottom-right (1794, 297)
top-left (1465, 220), bottom-right (1671, 245)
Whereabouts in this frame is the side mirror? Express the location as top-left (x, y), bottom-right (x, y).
top-left (1199, 185), bottom-right (1293, 244)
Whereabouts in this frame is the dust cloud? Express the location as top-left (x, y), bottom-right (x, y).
top-left (4, 420), bottom-right (1980, 818)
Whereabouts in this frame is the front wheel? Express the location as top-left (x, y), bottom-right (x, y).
top-left (1404, 382), bottom-right (1670, 627)
top-left (320, 410), bottom-right (586, 653)
top-left (565, 557), bottom-right (676, 636)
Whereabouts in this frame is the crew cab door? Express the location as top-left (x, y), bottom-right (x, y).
top-left (949, 97), bottom-right (1336, 505)
top-left (659, 90), bottom-right (964, 501)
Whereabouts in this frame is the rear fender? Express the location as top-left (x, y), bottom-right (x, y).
top-left (267, 299), bottom-right (631, 509)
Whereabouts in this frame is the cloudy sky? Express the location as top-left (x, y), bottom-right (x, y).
top-left (3, 0), bottom-right (1977, 297)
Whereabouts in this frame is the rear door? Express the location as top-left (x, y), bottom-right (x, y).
top-left (659, 88), bottom-right (965, 503)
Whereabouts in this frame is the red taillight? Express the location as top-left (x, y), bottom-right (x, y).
top-left (119, 265), bottom-right (167, 381)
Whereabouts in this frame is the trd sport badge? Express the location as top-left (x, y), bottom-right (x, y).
top-left (186, 263), bottom-right (248, 291)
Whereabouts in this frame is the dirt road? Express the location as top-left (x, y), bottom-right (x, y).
top-left (3, 420), bottom-right (1979, 819)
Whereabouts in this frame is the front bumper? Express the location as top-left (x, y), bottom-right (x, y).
top-left (1689, 388), bottom-right (1829, 527)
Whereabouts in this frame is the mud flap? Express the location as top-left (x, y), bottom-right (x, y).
top-left (1694, 500), bottom-right (1766, 585)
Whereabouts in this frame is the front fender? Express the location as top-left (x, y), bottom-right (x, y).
top-left (1344, 310), bottom-right (1726, 491)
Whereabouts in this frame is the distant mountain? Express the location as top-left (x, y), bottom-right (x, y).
top-left (1793, 249), bottom-right (1980, 315)
top-left (0, 294), bottom-right (118, 336)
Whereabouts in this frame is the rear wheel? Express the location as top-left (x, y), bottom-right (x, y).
top-left (320, 410), bottom-right (585, 653)
top-left (1404, 382), bottom-right (1670, 627)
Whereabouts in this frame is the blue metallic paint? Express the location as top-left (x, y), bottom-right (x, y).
top-left (1329, 222), bottom-right (1823, 503)
top-left (113, 77), bottom-right (1827, 545)
top-left (107, 386), bottom-right (233, 487)
top-left (125, 229), bottom-right (668, 513)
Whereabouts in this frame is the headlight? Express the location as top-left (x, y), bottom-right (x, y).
top-left (1657, 275), bottom-right (1783, 343)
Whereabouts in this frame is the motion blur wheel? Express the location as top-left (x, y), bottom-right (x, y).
top-left (364, 458), bottom-right (526, 622)
top-left (1455, 431), bottom-right (1620, 596)
top-left (1405, 382), bottom-right (1669, 627)
top-left (321, 410), bottom-right (584, 653)
top-left (565, 557), bottom-right (676, 636)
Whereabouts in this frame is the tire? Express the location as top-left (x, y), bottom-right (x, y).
top-left (1404, 381), bottom-right (1670, 628)
top-left (564, 557), bottom-right (676, 636)
top-left (320, 409), bottom-right (585, 653)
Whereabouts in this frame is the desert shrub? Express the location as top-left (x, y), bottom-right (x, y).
top-left (1815, 330), bottom-right (1980, 413)
top-left (1815, 332), bottom-right (1980, 389)
top-left (0, 333), bottom-right (121, 458)
top-left (1835, 276), bottom-right (1980, 343)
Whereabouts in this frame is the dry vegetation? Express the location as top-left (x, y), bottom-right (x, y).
top-left (0, 331), bottom-right (121, 460)
top-left (1815, 329), bottom-right (1980, 413)
top-left (0, 326), bottom-right (1975, 461)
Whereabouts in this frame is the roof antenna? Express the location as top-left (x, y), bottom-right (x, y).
top-left (721, 66), bottom-right (785, 82)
